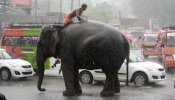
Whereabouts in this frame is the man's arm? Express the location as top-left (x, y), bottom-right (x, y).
top-left (76, 9), bottom-right (84, 21)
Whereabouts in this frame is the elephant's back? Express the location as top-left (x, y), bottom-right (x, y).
top-left (61, 20), bottom-right (127, 51)
top-left (62, 20), bottom-right (124, 41)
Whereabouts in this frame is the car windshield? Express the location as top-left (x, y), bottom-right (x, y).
top-left (129, 53), bottom-right (144, 62)
top-left (0, 50), bottom-right (17, 59)
top-left (166, 32), bottom-right (175, 46)
top-left (143, 35), bottom-right (157, 42)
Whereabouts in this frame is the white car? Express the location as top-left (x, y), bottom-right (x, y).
top-left (79, 52), bottom-right (165, 86)
top-left (0, 49), bottom-right (33, 81)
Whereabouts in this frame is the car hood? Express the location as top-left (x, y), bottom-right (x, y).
top-left (0, 59), bottom-right (31, 66)
top-left (131, 61), bottom-right (163, 69)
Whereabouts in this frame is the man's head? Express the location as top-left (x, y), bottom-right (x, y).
top-left (81, 4), bottom-right (87, 11)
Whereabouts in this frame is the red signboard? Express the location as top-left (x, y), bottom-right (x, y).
top-left (11, 0), bottom-right (31, 6)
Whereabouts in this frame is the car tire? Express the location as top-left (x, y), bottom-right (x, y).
top-left (0, 68), bottom-right (11, 81)
top-left (133, 72), bottom-right (148, 86)
top-left (79, 71), bottom-right (93, 84)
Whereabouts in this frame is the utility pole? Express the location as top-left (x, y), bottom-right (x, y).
top-left (34, 0), bottom-right (38, 22)
top-left (60, 0), bottom-right (62, 23)
top-left (71, 0), bottom-right (73, 11)
top-left (119, 10), bottom-right (122, 30)
top-left (3, 0), bottom-right (5, 13)
top-left (48, 0), bottom-right (51, 13)
top-left (78, 0), bottom-right (80, 7)
top-left (157, 0), bottom-right (160, 27)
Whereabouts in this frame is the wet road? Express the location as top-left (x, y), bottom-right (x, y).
top-left (0, 50), bottom-right (175, 100)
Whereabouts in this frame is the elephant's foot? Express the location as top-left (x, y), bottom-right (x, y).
top-left (100, 89), bottom-right (115, 97)
top-left (115, 87), bottom-right (120, 93)
top-left (75, 89), bottom-right (82, 94)
top-left (63, 90), bottom-right (76, 96)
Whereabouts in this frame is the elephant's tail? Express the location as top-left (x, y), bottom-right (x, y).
top-left (123, 35), bottom-right (130, 86)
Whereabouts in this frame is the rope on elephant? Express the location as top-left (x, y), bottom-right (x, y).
top-left (59, 65), bottom-right (62, 74)
top-left (51, 58), bottom-right (62, 74)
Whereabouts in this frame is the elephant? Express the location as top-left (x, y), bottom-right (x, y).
top-left (36, 20), bottom-right (130, 97)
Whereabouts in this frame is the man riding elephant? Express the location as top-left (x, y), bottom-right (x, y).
top-left (64, 4), bottom-right (87, 26)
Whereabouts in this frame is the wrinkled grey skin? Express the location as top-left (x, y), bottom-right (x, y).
top-left (36, 21), bottom-right (130, 97)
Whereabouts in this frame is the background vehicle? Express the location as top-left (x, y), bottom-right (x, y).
top-left (0, 49), bottom-right (33, 81)
top-left (79, 52), bottom-right (165, 86)
top-left (159, 26), bottom-right (175, 71)
top-left (0, 24), bottom-right (50, 73)
top-left (141, 31), bottom-right (158, 58)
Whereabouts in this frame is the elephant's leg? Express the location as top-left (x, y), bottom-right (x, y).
top-left (61, 62), bottom-right (76, 96)
top-left (100, 69), bottom-right (116, 96)
top-left (115, 74), bottom-right (120, 93)
top-left (74, 67), bottom-right (82, 94)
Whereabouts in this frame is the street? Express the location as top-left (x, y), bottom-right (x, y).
top-left (0, 50), bottom-right (175, 100)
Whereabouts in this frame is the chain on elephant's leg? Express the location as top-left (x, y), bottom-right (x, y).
top-left (61, 63), bottom-right (76, 96)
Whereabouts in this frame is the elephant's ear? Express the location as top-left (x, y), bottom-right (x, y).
top-left (41, 25), bottom-right (57, 34)
top-left (52, 24), bottom-right (64, 33)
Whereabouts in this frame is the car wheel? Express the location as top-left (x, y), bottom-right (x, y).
top-left (79, 71), bottom-right (93, 84)
top-left (0, 68), bottom-right (11, 81)
top-left (133, 72), bottom-right (148, 86)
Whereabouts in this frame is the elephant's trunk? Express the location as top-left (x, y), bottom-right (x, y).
top-left (37, 64), bottom-right (45, 91)
top-left (37, 50), bottom-right (46, 91)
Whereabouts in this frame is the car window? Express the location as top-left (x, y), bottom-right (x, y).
top-left (21, 37), bottom-right (39, 46)
top-left (0, 51), bottom-right (4, 59)
top-left (129, 53), bottom-right (144, 62)
top-left (0, 50), bottom-right (17, 59)
top-left (2, 37), bottom-right (21, 46)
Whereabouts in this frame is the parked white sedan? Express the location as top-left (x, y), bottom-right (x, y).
top-left (79, 52), bottom-right (165, 86)
top-left (0, 49), bottom-right (33, 81)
